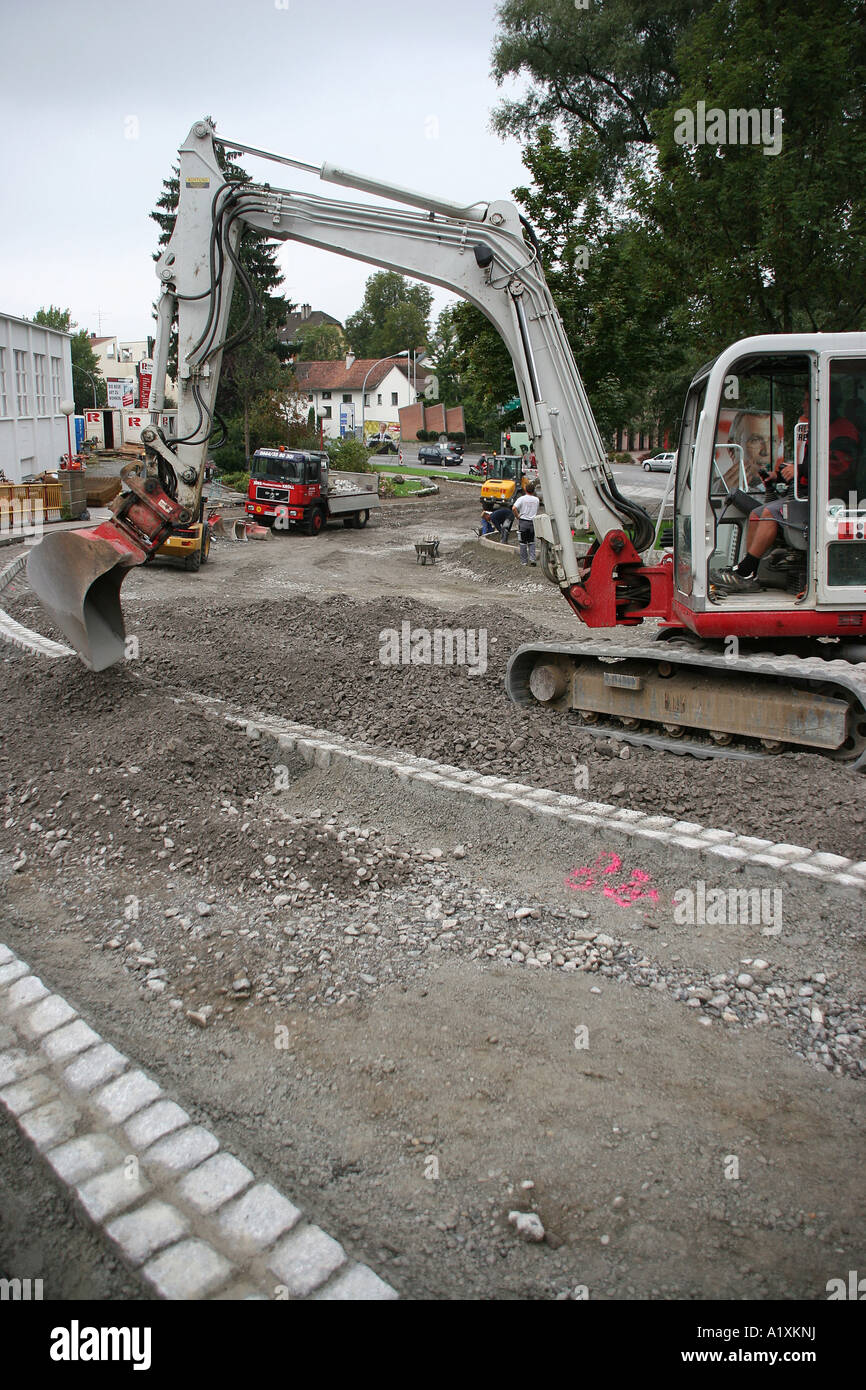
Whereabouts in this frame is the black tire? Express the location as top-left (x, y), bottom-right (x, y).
top-left (184, 543), bottom-right (202, 572)
top-left (355, 509), bottom-right (369, 529)
top-left (306, 506), bottom-right (326, 536)
top-left (199, 527), bottom-right (211, 565)
top-left (643, 462), bottom-right (652, 471)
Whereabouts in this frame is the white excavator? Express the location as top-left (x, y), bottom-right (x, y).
top-left (27, 119), bottom-right (866, 765)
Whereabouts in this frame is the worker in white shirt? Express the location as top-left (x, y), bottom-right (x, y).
top-left (512, 481), bottom-right (540, 565)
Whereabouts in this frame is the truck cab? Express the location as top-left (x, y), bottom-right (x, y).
top-left (246, 448), bottom-right (330, 531)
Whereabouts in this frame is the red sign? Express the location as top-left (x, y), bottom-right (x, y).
top-left (139, 359), bottom-right (153, 411)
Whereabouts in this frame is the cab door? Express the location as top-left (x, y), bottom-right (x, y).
top-left (816, 353), bottom-right (866, 609)
top-left (672, 376), bottom-right (708, 604)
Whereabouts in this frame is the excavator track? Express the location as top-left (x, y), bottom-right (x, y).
top-left (505, 638), bottom-right (866, 768)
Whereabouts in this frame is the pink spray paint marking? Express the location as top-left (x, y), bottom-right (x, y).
top-left (564, 850), bottom-right (659, 908)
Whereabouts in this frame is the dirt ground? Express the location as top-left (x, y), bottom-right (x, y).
top-left (0, 483), bottom-right (864, 1300)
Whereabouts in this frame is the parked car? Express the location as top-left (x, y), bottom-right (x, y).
top-left (443, 441), bottom-right (464, 460)
top-left (418, 445), bottom-right (447, 465)
top-left (642, 451), bottom-right (676, 472)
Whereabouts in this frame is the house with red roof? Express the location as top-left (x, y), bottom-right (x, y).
top-left (292, 352), bottom-right (429, 440)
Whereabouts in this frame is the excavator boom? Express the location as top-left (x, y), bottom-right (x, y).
top-left (26, 118), bottom-right (654, 668)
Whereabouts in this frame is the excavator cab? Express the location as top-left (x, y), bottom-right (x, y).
top-left (673, 337), bottom-right (866, 635)
top-left (480, 455), bottom-right (524, 507)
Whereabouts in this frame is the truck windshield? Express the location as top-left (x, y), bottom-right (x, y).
top-left (252, 455), bottom-right (302, 483)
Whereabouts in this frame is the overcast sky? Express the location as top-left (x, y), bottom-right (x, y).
top-left (0, 0), bottom-right (529, 343)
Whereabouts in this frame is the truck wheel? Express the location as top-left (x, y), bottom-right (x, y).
top-left (184, 543), bottom-right (202, 572)
top-left (355, 509), bottom-right (369, 529)
top-left (199, 528), bottom-right (212, 565)
top-left (306, 507), bottom-right (326, 536)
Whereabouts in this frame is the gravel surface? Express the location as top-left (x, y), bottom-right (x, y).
top-left (1, 484), bottom-right (864, 1300)
top-left (7, 481), bottom-right (864, 857)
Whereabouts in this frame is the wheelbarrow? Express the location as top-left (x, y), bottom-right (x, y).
top-left (414, 536), bottom-right (440, 565)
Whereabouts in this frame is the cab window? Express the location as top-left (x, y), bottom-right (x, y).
top-left (706, 354), bottom-right (812, 581)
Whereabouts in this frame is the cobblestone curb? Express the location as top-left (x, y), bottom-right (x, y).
top-left (0, 554), bottom-right (73, 660)
top-left (0, 945), bottom-right (398, 1302)
top-left (229, 710), bottom-right (866, 894)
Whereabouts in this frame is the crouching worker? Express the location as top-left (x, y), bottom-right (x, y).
top-left (512, 481), bottom-right (540, 565)
top-left (477, 504), bottom-right (514, 542)
top-left (490, 504), bottom-right (515, 542)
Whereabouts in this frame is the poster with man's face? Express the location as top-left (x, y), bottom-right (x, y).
top-left (715, 408), bottom-right (784, 487)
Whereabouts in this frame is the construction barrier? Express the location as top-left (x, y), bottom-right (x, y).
top-left (0, 483), bottom-right (63, 528)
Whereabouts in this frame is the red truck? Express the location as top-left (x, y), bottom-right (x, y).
top-left (245, 448), bottom-right (380, 535)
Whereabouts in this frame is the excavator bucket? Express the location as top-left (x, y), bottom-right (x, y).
top-left (26, 522), bottom-right (147, 671)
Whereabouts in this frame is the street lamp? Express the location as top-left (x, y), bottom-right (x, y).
top-left (71, 363), bottom-right (99, 407)
top-left (360, 351), bottom-right (410, 438)
top-left (60, 399), bottom-right (75, 469)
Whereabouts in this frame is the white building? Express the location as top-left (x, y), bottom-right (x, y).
top-left (0, 311), bottom-right (74, 482)
top-left (89, 335), bottom-right (156, 408)
top-left (293, 354), bottom-right (423, 441)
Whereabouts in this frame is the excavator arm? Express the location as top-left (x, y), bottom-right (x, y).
top-left (27, 119), bottom-right (664, 670)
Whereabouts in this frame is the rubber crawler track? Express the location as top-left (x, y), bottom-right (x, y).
top-left (506, 637), bottom-right (866, 769)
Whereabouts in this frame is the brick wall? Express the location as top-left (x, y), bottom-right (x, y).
top-left (398, 403), bottom-right (425, 440)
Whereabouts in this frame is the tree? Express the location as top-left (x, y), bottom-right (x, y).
top-left (647, 0), bottom-right (866, 346)
top-left (427, 305), bottom-right (463, 405)
top-left (292, 321), bottom-right (346, 361)
top-left (221, 325), bottom-right (288, 461)
top-left (490, 0), bottom-right (866, 438)
top-left (437, 301), bottom-right (522, 442)
top-left (248, 381), bottom-right (310, 450)
top-left (510, 128), bottom-right (687, 436)
top-left (32, 306), bottom-right (107, 411)
top-left (345, 272), bottom-right (432, 359)
top-left (491, 0), bottom-right (709, 199)
top-left (32, 305), bottom-right (71, 333)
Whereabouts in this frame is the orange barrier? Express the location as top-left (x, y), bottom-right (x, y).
top-left (0, 483), bottom-right (63, 526)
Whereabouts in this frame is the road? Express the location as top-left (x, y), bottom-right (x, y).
top-left (378, 450), bottom-right (671, 499)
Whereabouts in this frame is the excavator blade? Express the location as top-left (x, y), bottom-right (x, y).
top-left (26, 522), bottom-right (147, 672)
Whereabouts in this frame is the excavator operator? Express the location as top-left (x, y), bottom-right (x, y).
top-left (716, 391), bottom-right (810, 592)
